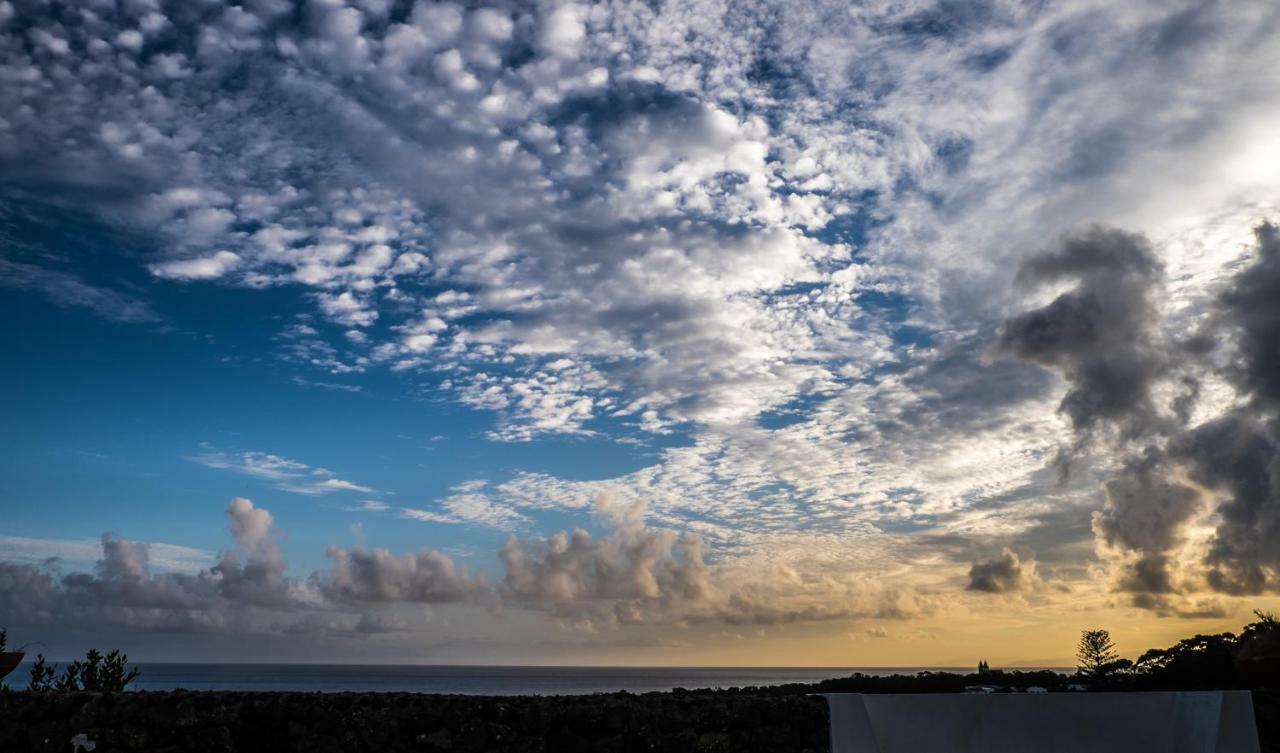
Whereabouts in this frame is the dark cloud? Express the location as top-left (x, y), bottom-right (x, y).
top-left (1092, 448), bottom-right (1200, 597)
top-left (1004, 221), bottom-right (1280, 609)
top-left (966, 549), bottom-right (1034, 593)
top-left (1175, 413), bottom-right (1280, 596)
top-left (1221, 222), bottom-right (1280, 408)
top-left (996, 225), bottom-right (1169, 443)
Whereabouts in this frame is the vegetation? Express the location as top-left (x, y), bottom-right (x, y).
top-left (27, 648), bottom-right (141, 693)
top-left (1076, 612), bottom-right (1280, 691)
top-left (2, 626), bottom-right (142, 693)
top-left (1076, 629), bottom-right (1133, 686)
top-left (813, 611), bottom-right (1280, 696)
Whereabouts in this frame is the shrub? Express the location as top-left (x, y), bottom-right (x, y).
top-left (27, 648), bottom-right (140, 692)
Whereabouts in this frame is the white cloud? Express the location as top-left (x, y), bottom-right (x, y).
top-left (401, 481), bottom-right (529, 530)
top-left (188, 446), bottom-right (376, 495)
top-left (150, 251), bottom-right (241, 280)
top-left (282, 477), bottom-right (376, 495)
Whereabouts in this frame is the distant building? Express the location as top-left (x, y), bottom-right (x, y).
top-left (977, 660), bottom-right (990, 675)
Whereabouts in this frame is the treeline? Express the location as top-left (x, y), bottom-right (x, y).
top-left (710, 611), bottom-right (1280, 696)
top-left (1082, 610), bottom-right (1280, 691)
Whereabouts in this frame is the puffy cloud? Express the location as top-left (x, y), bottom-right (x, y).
top-left (967, 549), bottom-right (1037, 594)
top-left (498, 495), bottom-right (932, 627)
top-left (995, 226), bottom-right (1170, 447)
top-left (1091, 449), bottom-right (1203, 600)
top-left (499, 496), bottom-right (708, 612)
top-left (1221, 223), bottom-right (1280, 408)
top-left (212, 498), bottom-right (291, 607)
top-left (316, 546), bottom-right (490, 604)
top-left (539, 4), bottom-right (586, 59)
top-left (0, 499), bottom-right (291, 632)
top-left (1002, 220), bottom-right (1280, 610)
top-left (1176, 414), bottom-right (1280, 596)
top-left (149, 251), bottom-right (241, 280)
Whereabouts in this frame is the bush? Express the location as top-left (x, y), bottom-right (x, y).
top-left (28, 648), bottom-right (140, 693)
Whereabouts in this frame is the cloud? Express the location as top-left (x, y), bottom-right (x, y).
top-left (0, 535), bottom-right (213, 574)
top-left (188, 446), bottom-right (374, 495)
top-left (401, 481), bottom-right (529, 530)
top-left (995, 226), bottom-right (1171, 449)
top-left (1176, 413), bottom-right (1280, 596)
top-left (967, 549), bottom-right (1037, 594)
top-left (0, 259), bottom-right (158, 324)
top-left (315, 546), bottom-right (491, 605)
top-left (498, 495), bottom-right (933, 627)
top-left (999, 220), bottom-right (1280, 610)
top-left (149, 250), bottom-right (241, 280)
top-left (5, 0), bottom-right (1280, 633)
top-left (1221, 222), bottom-right (1280, 408)
top-left (281, 477), bottom-right (376, 495)
top-left (0, 499), bottom-right (292, 632)
top-left (349, 500), bottom-right (390, 513)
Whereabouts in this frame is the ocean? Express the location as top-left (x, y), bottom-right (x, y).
top-left (10, 663), bottom-right (973, 695)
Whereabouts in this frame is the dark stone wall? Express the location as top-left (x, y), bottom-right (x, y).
top-left (0, 691), bottom-right (830, 753)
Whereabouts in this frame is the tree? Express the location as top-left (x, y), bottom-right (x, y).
top-left (1133, 633), bottom-right (1238, 689)
top-left (1238, 610), bottom-right (1280, 660)
top-left (1077, 629), bottom-right (1129, 683)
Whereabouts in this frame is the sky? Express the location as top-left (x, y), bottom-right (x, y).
top-left (2, 0), bottom-right (1280, 667)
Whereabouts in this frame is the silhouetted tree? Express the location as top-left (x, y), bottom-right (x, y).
top-left (1133, 633), bottom-right (1239, 689)
top-left (1239, 611), bottom-right (1280, 660)
top-left (1077, 629), bottom-right (1131, 685)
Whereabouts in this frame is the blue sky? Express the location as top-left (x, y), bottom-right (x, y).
top-left (3, 0), bottom-right (1280, 665)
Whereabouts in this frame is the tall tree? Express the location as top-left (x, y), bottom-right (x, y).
top-left (1077, 629), bottom-right (1121, 680)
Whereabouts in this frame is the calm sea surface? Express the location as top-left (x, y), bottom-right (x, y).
top-left (13, 664), bottom-right (976, 694)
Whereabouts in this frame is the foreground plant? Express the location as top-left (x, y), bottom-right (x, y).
top-left (28, 648), bottom-right (140, 692)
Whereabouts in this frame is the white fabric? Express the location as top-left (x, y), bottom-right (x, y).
top-left (823, 691), bottom-right (1260, 753)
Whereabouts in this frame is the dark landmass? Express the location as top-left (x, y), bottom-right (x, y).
top-left (5, 617), bottom-right (1280, 753)
top-left (2, 678), bottom-right (1278, 753)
